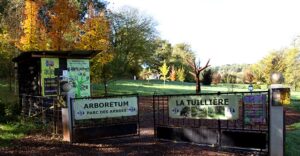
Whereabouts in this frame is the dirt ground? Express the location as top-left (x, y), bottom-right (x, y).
top-left (0, 97), bottom-right (299, 156)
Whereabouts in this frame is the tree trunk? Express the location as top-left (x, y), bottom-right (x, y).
top-left (196, 74), bottom-right (201, 94)
top-left (8, 62), bottom-right (13, 91)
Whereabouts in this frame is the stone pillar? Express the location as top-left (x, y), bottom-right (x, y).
top-left (269, 73), bottom-right (290, 156)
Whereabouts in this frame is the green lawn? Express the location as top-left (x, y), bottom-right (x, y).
top-left (0, 121), bottom-right (44, 147)
top-left (91, 80), bottom-right (267, 96)
top-left (286, 123), bottom-right (300, 156)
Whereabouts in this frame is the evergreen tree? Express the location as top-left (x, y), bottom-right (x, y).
top-left (202, 69), bottom-right (212, 85)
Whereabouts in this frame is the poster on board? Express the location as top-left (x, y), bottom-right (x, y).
top-left (272, 88), bottom-right (291, 106)
top-left (243, 94), bottom-right (267, 124)
top-left (73, 96), bottom-right (138, 120)
top-left (168, 95), bottom-right (240, 120)
top-left (67, 59), bottom-right (90, 98)
top-left (41, 58), bottom-right (59, 96)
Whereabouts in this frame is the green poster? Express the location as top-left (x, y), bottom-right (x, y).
top-left (73, 96), bottom-right (138, 120)
top-left (67, 59), bottom-right (90, 98)
top-left (41, 58), bottom-right (59, 96)
top-left (168, 95), bottom-right (240, 120)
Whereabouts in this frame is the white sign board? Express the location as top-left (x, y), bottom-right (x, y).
top-left (168, 95), bottom-right (240, 120)
top-left (73, 96), bottom-right (138, 120)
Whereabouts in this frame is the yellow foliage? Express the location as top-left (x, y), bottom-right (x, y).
top-left (18, 0), bottom-right (40, 51)
top-left (76, 15), bottom-right (110, 52)
top-left (48, 0), bottom-right (79, 51)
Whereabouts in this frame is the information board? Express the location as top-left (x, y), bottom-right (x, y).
top-left (41, 58), bottom-right (59, 96)
top-left (168, 95), bottom-right (240, 120)
top-left (67, 59), bottom-right (90, 98)
top-left (73, 96), bottom-right (138, 120)
top-left (243, 94), bottom-right (267, 124)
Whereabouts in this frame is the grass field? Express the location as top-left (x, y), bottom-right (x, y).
top-left (91, 80), bottom-right (269, 96)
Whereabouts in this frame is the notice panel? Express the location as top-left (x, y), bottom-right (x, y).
top-left (73, 96), bottom-right (138, 120)
top-left (243, 94), bottom-right (267, 124)
top-left (67, 59), bottom-right (90, 98)
top-left (41, 58), bottom-right (59, 96)
top-left (169, 95), bottom-right (240, 120)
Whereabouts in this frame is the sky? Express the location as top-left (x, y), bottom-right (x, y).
top-left (107, 0), bottom-right (300, 66)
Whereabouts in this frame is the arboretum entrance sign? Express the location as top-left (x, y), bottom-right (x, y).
top-left (168, 95), bottom-right (239, 120)
top-left (68, 95), bottom-right (140, 142)
top-left (73, 96), bottom-right (138, 120)
top-left (154, 92), bottom-right (269, 153)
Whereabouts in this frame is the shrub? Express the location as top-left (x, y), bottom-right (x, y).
top-left (253, 84), bottom-right (261, 89)
top-left (0, 100), bottom-right (21, 122)
top-left (202, 69), bottom-right (212, 85)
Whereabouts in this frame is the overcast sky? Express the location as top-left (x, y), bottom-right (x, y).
top-left (107, 0), bottom-right (300, 66)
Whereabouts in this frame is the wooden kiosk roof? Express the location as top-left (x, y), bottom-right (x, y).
top-left (13, 50), bottom-right (99, 62)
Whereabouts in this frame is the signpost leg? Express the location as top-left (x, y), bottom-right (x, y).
top-left (62, 91), bottom-right (75, 142)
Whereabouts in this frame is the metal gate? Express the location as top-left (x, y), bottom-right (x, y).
top-left (70, 94), bottom-right (140, 142)
top-left (153, 91), bottom-right (269, 154)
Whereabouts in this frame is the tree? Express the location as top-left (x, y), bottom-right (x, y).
top-left (148, 39), bottom-right (173, 71)
top-left (251, 63), bottom-right (265, 84)
top-left (170, 65), bottom-right (176, 81)
top-left (47, 0), bottom-right (79, 50)
top-left (283, 48), bottom-right (300, 90)
top-left (170, 43), bottom-right (195, 82)
top-left (188, 58), bottom-right (211, 93)
top-left (177, 67), bottom-right (185, 82)
top-left (139, 68), bottom-right (152, 83)
top-left (212, 72), bottom-right (221, 85)
top-left (17, 0), bottom-right (48, 51)
top-left (75, 0), bottom-right (109, 51)
top-left (202, 69), bottom-right (212, 85)
top-left (90, 51), bottom-right (113, 95)
top-left (262, 51), bottom-right (286, 84)
top-left (2, 0), bottom-right (24, 44)
top-left (243, 68), bottom-right (254, 84)
top-left (0, 28), bottom-right (19, 91)
top-left (222, 73), bottom-right (237, 83)
top-left (108, 7), bottom-right (157, 78)
top-left (159, 60), bottom-right (169, 85)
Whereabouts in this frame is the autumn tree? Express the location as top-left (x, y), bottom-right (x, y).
top-left (16, 0), bottom-right (48, 51)
top-left (283, 48), bottom-right (300, 90)
top-left (159, 60), bottom-right (169, 85)
top-left (170, 65), bottom-right (176, 81)
top-left (177, 67), bottom-right (185, 82)
top-left (243, 68), bottom-right (254, 84)
top-left (212, 72), bottom-right (221, 85)
top-left (139, 68), bottom-right (152, 83)
top-left (47, 0), bottom-right (79, 50)
top-left (250, 63), bottom-right (265, 84)
top-left (261, 51), bottom-right (286, 84)
top-left (188, 58), bottom-right (210, 93)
